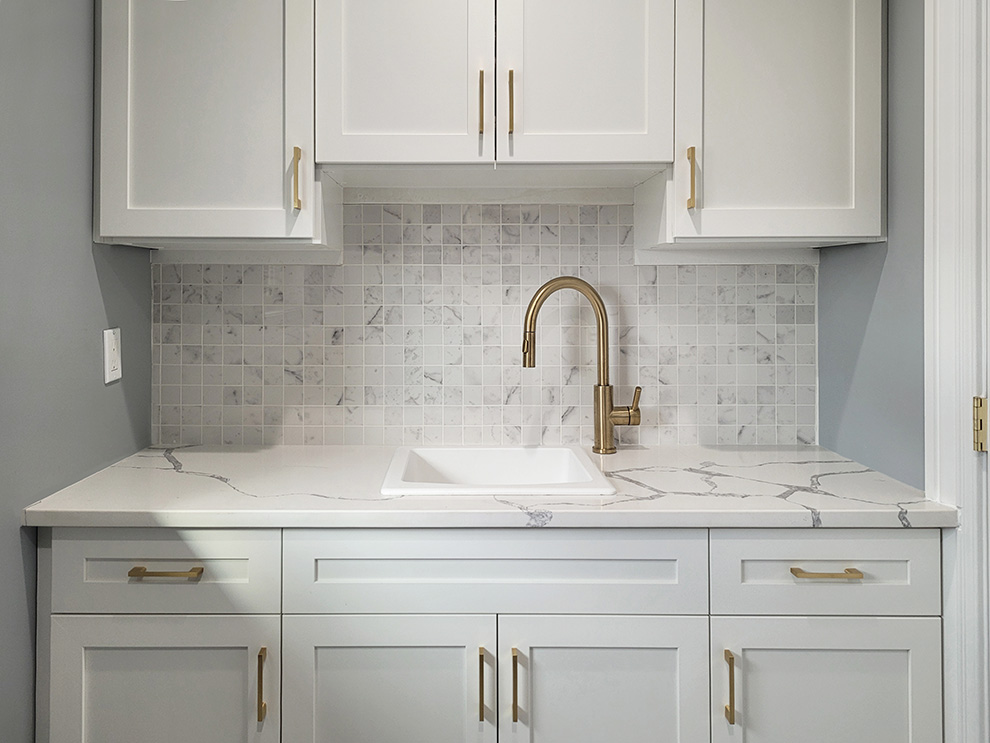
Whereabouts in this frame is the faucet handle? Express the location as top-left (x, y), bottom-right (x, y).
top-left (610, 386), bottom-right (643, 427)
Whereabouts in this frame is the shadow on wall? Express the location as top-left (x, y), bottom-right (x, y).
top-left (20, 523), bottom-right (37, 652)
top-left (818, 238), bottom-right (928, 485)
top-left (820, 240), bottom-right (888, 386)
top-left (93, 243), bottom-right (153, 448)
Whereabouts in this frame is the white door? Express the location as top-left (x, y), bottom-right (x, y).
top-left (316, 0), bottom-right (495, 163)
top-left (98, 0), bottom-right (316, 239)
top-left (498, 615), bottom-right (709, 743)
top-left (671, 0), bottom-right (883, 241)
top-left (48, 614), bottom-right (279, 743)
top-left (495, 0), bottom-right (674, 163)
top-left (283, 614), bottom-right (498, 743)
top-left (711, 616), bottom-right (942, 743)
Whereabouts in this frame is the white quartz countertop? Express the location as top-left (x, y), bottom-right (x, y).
top-left (23, 445), bottom-right (957, 529)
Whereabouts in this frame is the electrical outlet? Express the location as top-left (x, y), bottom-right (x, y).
top-left (103, 328), bottom-right (122, 384)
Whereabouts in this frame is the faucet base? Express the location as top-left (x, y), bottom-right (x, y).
top-left (593, 385), bottom-right (616, 454)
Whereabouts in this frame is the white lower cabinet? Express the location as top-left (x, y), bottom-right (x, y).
top-left (48, 615), bottom-right (279, 743)
top-left (708, 529), bottom-right (943, 743)
top-left (39, 527), bottom-right (944, 743)
top-left (710, 617), bottom-right (942, 743)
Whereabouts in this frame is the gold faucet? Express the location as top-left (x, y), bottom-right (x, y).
top-left (522, 276), bottom-right (642, 454)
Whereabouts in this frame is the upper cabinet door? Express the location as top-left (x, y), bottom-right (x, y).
top-left (496, 0), bottom-right (674, 163)
top-left (97, 0), bottom-right (316, 240)
top-left (672, 0), bottom-right (884, 241)
top-left (316, 0), bottom-right (495, 163)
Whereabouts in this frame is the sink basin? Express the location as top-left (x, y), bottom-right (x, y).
top-left (380, 446), bottom-right (616, 496)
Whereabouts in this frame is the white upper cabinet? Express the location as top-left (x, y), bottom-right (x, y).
top-left (315, 0), bottom-right (674, 164)
top-left (97, 0), bottom-right (323, 244)
top-left (495, 0), bottom-right (674, 163)
top-left (637, 0), bottom-right (885, 251)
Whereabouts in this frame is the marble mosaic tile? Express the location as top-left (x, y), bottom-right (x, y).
top-left (152, 204), bottom-right (817, 447)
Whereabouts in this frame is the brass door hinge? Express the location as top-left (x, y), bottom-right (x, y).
top-left (975, 397), bottom-right (988, 452)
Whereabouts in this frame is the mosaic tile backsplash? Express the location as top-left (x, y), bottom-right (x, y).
top-left (152, 204), bottom-right (817, 447)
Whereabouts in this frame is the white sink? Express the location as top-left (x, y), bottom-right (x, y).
top-left (380, 446), bottom-right (616, 496)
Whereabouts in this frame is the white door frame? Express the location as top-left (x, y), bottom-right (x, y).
top-left (925, 0), bottom-right (989, 741)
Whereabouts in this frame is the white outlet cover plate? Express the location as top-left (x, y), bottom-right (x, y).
top-left (103, 328), bottom-right (122, 384)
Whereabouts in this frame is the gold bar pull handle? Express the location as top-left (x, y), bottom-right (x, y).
top-left (724, 649), bottom-right (736, 724)
top-left (511, 648), bottom-right (519, 722)
top-left (790, 567), bottom-right (864, 580)
top-left (478, 647), bottom-right (486, 721)
top-left (687, 146), bottom-right (697, 209)
top-left (292, 146), bottom-right (302, 211)
top-left (479, 70), bottom-right (485, 135)
top-left (508, 70), bottom-right (515, 134)
top-left (127, 566), bottom-right (204, 580)
top-left (257, 647), bottom-right (268, 723)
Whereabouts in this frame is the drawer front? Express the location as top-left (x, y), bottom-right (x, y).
top-left (284, 529), bottom-right (709, 615)
top-left (51, 528), bottom-right (281, 614)
top-left (710, 529), bottom-right (941, 616)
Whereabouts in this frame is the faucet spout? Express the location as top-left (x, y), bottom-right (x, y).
top-left (522, 276), bottom-right (641, 454)
top-left (522, 276), bottom-right (610, 386)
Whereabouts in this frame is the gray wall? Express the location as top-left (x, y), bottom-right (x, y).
top-left (0, 1), bottom-right (152, 738)
top-left (819, 0), bottom-right (925, 488)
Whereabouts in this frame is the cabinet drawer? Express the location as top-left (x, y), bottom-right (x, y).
top-left (284, 529), bottom-right (708, 615)
top-left (710, 529), bottom-right (940, 616)
top-left (51, 528), bottom-right (281, 614)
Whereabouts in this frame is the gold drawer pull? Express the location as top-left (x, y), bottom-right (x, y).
top-left (687, 146), bottom-right (698, 209)
top-left (478, 647), bottom-right (486, 722)
top-left (508, 70), bottom-right (515, 134)
top-left (511, 647), bottom-right (519, 722)
top-left (479, 70), bottom-right (485, 135)
top-left (724, 649), bottom-right (735, 724)
top-left (790, 567), bottom-right (864, 580)
top-left (292, 146), bottom-right (302, 211)
top-left (127, 566), bottom-right (205, 580)
top-left (257, 647), bottom-right (268, 722)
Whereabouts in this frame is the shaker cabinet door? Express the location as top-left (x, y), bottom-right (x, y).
top-left (48, 614), bottom-right (280, 743)
top-left (495, 0), bottom-right (674, 163)
top-left (711, 616), bottom-right (942, 743)
top-left (498, 615), bottom-right (710, 743)
top-left (282, 614), bottom-right (498, 743)
top-left (97, 0), bottom-right (316, 240)
top-left (316, 0), bottom-right (496, 163)
top-left (671, 0), bottom-right (883, 242)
